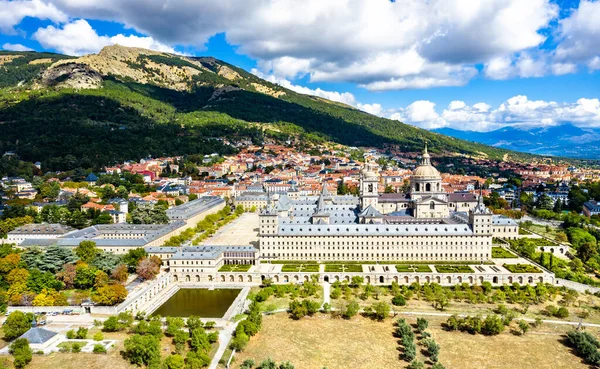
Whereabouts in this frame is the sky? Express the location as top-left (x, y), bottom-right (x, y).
top-left (1, 0), bottom-right (599, 132)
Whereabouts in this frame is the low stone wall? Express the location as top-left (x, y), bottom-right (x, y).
top-left (555, 278), bottom-right (600, 294)
top-left (7, 306), bottom-right (84, 314)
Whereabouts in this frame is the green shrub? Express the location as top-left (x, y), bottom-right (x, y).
top-left (93, 332), bottom-right (104, 341)
top-left (392, 294), bottom-right (406, 306)
top-left (71, 342), bottom-right (82, 353)
top-left (66, 330), bottom-right (76, 339)
top-left (93, 344), bottom-right (107, 354)
top-left (9, 338), bottom-right (32, 368)
top-left (76, 327), bottom-right (88, 339)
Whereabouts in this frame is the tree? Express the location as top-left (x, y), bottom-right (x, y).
top-left (371, 301), bottom-right (390, 321)
top-left (3, 311), bottom-right (33, 341)
top-left (577, 242), bottom-right (598, 263)
top-left (416, 317), bottom-right (429, 333)
top-left (9, 338), bottom-right (32, 369)
top-left (56, 264), bottom-right (77, 289)
top-left (166, 317), bottom-right (185, 337)
top-left (111, 264), bottom-right (129, 283)
top-left (392, 294), bottom-right (406, 306)
top-left (91, 252), bottom-right (122, 274)
top-left (407, 359), bottom-right (424, 369)
top-left (185, 351), bottom-right (210, 369)
top-left (343, 300), bottom-right (360, 319)
top-left (137, 258), bottom-right (160, 281)
top-left (164, 354), bottom-right (185, 369)
top-left (190, 327), bottom-right (211, 353)
top-left (102, 316), bottom-right (120, 332)
top-left (123, 334), bottom-right (161, 367)
top-left (92, 284), bottom-right (128, 305)
top-left (172, 330), bottom-right (188, 353)
top-left (74, 264), bottom-right (98, 289)
top-left (75, 241), bottom-right (99, 263)
top-left (41, 246), bottom-right (77, 273)
top-left (186, 316), bottom-right (203, 333)
top-left (123, 248), bottom-right (147, 272)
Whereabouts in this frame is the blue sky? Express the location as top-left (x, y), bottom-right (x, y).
top-left (1, 0), bottom-right (599, 132)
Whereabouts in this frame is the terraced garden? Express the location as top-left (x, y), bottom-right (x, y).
top-left (434, 265), bottom-right (474, 273)
top-left (324, 264), bottom-right (363, 273)
top-left (502, 263), bottom-right (542, 273)
top-left (281, 264), bottom-right (321, 272)
top-left (395, 264), bottom-right (432, 272)
top-left (218, 264), bottom-right (252, 272)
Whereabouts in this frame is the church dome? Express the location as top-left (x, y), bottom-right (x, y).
top-left (412, 143), bottom-right (441, 179)
top-left (413, 165), bottom-right (441, 179)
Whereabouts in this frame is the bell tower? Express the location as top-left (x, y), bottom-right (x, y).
top-left (360, 163), bottom-right (379, 210)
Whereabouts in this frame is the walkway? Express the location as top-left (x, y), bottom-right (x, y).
top-left (209, 320), bottom-right (240, 369)
top-left (322, 282), bottom-right (331, 307)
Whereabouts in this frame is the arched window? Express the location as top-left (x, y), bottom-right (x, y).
top-left (416, 183), bottom-right (420, 192)
top-left (426, 183), bottom-right (431, 192)
top-left (430, 201), bottom-right (435, 210)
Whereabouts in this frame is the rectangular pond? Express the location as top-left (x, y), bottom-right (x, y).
top-left (152, 288), bottom-right (241, 317)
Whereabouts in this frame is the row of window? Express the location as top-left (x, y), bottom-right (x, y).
top-left (264, 252), bottom-right (488, 259)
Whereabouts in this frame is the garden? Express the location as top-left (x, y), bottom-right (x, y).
top-left (434, 265), bottom-right (474, 273)
top-left (491, 247), bottom-right (517, 259)
top-left (502, 264), bottom-right (542, 273)
top-left (281, 264), bottom-right (320, 272)
top-left (218, 264), bottom-right (253, 272)
top-left (395, 264), bottom-right (432, 272)
top-left (324, 264), bottom-right (363, 273)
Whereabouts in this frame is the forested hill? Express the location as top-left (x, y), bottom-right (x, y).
top-left (0, 46), bottom-right (525, 171)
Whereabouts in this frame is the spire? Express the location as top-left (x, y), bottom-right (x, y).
top-left (421, 141), bottom-right (431, 166)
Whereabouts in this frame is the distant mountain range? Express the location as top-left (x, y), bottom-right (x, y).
top-left (433, 124), bottom-right (600, 159)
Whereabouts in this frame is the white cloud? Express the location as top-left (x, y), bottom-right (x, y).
top-left (392, 96), bottom-right (600, 132)
top-left (32, 19), bottom-right (175, 56)
top-left (43, 0), bottom-right (559, 89)
top-left (555, 0), bottom-right (600, 69)
top-left (390, 101), bottom-right (448, 130)
top-left (251, 69), bottom-right (357, 106)
top-left (2, 43), bottom-right (33, 51)
top-left (0, 0), bottom-right (67, 34)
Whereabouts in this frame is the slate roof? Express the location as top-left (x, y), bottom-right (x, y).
top-left (19, 327), bottom-right (58, 344)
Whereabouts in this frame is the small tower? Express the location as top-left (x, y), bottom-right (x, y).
top-left (259, 198), bottom-right (279, 235)
top-left (469, 189), bottom-right (492, 235)
top-left (360, 163), bottom-right (379, 210)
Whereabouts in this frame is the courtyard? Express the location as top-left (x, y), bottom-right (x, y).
top-left (202, 212), bottom-right (259, 246)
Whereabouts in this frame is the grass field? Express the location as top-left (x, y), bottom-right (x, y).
top-left (233, 313), bottom-right (589, 369)
top-left (395, 264), bottom-right (432, 272)
top-left (492, 246), bottom-right (518, 258)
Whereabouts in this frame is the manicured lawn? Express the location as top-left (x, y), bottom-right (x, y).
top-left (492, 247), bottom-right (518, 258)
top-left (281, 264), bottom-right (320, 272)
top-left (218, 264), bottom-right (252, 272)
top-left (434, 265), bottom-right (474, 273)
top-left (324, 264), bottom-right (363, 273)
top-left (395, 264), bottom-right (432, 272)
top-left (503, 263), bottom-right (542, 273)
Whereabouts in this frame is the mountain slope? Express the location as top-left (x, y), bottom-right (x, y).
top-left (0, 46), bottom-right (530, 171)
top-left (434, 124), bottom-right (600, 159)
